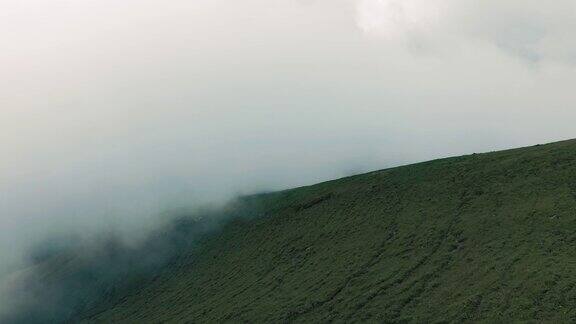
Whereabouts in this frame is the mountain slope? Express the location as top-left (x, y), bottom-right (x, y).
top-left (72, 139), bottom-right (576, 323)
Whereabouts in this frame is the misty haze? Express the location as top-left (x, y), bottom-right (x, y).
top-left (2, 0), bottom-right (576, 322)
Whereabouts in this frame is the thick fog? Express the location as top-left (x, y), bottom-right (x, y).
top-left (2, 0), bottom-right (576, 286)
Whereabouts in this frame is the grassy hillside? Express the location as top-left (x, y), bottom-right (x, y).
top-left (8, 139), bottom-right (576, 323)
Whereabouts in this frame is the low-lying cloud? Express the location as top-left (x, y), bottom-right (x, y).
top-left (1, 0), bottom-right (576, 315)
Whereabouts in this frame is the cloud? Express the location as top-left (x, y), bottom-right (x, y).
top-left (355, 0), bottom-right (576, 64)
top-left (356, 0), bottom-right (447, 39)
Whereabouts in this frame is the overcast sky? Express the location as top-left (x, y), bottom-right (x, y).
top-left (2, 0), bottom-right (576, 274)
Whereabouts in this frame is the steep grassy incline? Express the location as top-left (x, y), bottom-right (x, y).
top-left (80, 139), bottom-right (576, 322)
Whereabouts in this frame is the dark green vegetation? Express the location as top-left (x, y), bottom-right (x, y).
top-left (7, 139), bottom-right (576, 323)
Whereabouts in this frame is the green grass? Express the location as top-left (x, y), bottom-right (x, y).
top-left (79, 139), bottom-right (576, 323)
top-left (20, 139), bottom-right (576, 323)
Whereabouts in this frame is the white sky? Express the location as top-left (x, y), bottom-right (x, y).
top-left (2, 0), bottom-right (576, 274)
